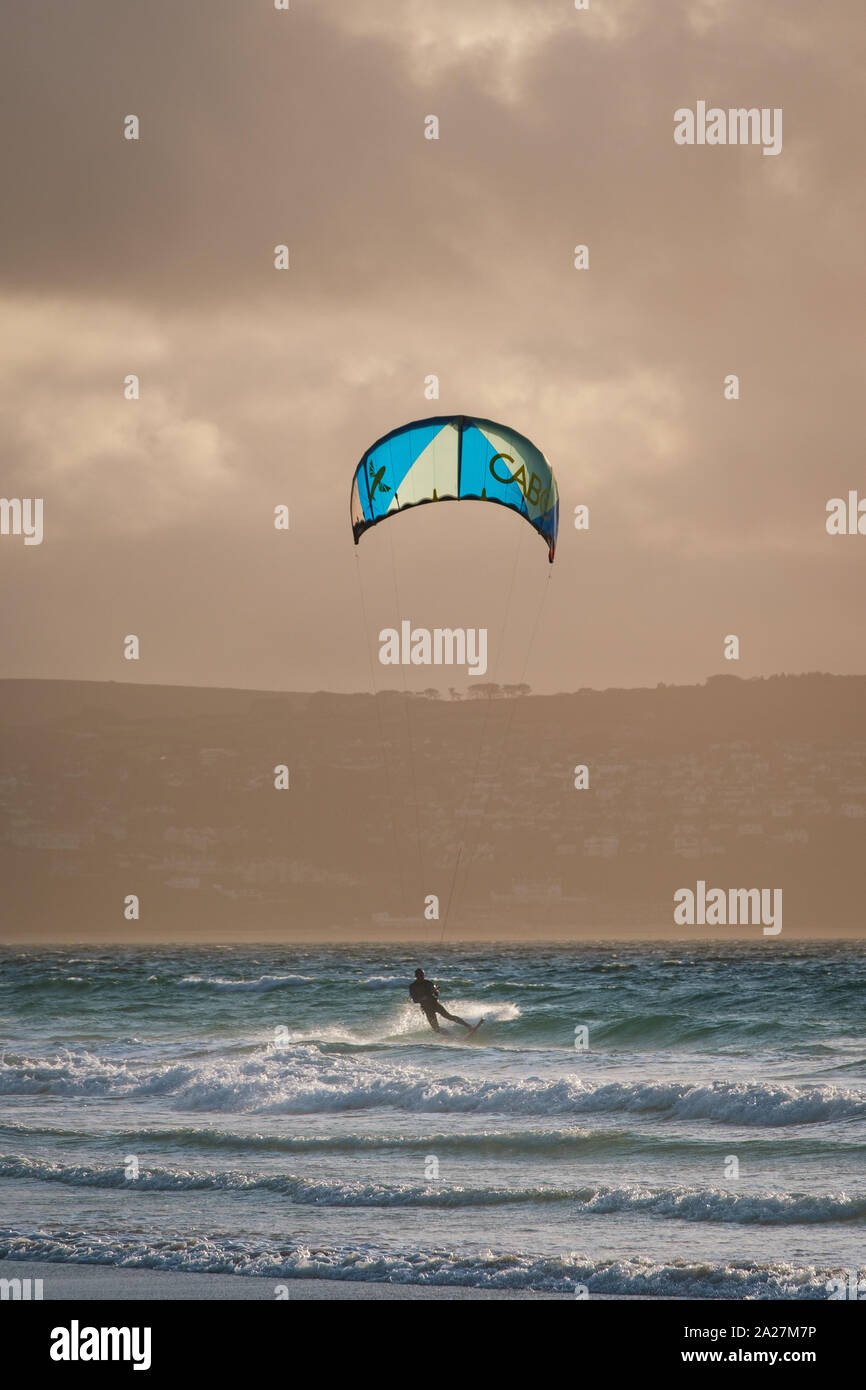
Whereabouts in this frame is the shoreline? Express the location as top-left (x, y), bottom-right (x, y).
top-left (0, 1260), bottom-right (686, 1301)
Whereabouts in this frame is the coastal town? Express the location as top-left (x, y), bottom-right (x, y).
top-left (1, 672), bottom-right (863, 939)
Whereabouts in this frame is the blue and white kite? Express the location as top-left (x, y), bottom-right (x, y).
top-left (350, 415), bottom-right (559, 562)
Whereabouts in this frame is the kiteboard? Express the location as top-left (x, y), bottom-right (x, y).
top-left (461, 1018), bottom-right (484, 1041)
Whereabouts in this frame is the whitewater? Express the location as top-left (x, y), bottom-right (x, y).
top-left (0, 941), bottom-right (863, 1297)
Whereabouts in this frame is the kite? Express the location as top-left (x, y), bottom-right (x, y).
top-left (350, 415), bottom-right (559, 561)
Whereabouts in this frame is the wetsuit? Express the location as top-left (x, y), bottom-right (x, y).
top-left (409, 977), bottom-right (470, 1032)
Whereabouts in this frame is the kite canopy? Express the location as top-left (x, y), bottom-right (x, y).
top-left (350, 415), bottom-right (559, 561)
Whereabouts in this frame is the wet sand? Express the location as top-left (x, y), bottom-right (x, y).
top-left (0, 1260), bottom-right (677, 1300)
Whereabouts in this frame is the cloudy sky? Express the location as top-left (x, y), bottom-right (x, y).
top-left (1, 0), bottom-right (862, 693)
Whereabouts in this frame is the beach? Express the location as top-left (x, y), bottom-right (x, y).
top-left (0, 1260), bottom-right (586, 1300)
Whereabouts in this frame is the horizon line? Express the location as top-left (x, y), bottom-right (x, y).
top-left (1, 670), bottom-right (865, 700)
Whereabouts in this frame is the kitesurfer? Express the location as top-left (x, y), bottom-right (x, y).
top-left (409, 968), bottom-right (473, 1033)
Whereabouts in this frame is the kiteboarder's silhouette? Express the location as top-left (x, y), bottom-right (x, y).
top-left (409, 968), bottom-right (472, 1033)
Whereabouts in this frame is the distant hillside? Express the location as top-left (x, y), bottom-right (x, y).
top-left (0, 674), bottom-right (864, 941)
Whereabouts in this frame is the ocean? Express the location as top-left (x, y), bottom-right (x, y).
top-left (0, 941), bottom-right (863, 1298)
